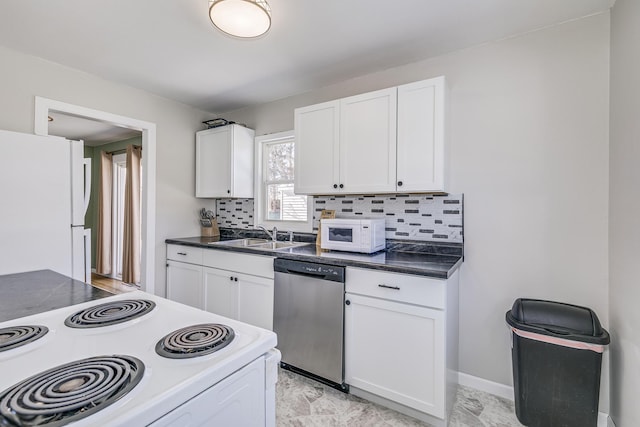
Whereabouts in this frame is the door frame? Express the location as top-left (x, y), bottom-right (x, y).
top-left (34, 96), bottom-right (157, 294)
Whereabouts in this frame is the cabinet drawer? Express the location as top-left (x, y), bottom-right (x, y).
top-left (166, 244), bottom-right (203, 265)
top-left (346, 267), bottom-right (445, 309)
top-left (203, 250), bottom-right (275, 279)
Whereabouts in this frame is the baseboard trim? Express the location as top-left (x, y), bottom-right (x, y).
top-left (458, 372), bottom-right (513, 401)
top-left (457, 372), bottom-right (610, 427)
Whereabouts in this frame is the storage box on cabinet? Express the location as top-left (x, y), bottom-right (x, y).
top-left (346, 267), bottom-right (445, 309)
top-left (166, 244), bottom-right (203, 265)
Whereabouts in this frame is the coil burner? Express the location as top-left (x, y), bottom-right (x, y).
top-left (0, 355), bottom-right (144, 426)
top-left (64, 299), bottom-right (155, 328)
top-left (0, 325), bottom-right (48, 352)
top-left (155, 323), bottom-right (235, 359)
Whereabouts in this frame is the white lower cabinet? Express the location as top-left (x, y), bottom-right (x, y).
top-left (203, 267), bottom-right (274, 330)
top-left (166, 260), bottom-right (204, 309)
top-left (166, 244), bottom-right (275, 330)
top-left (203, 267), bottom-right (236, 319)
top-left (345, 267), bottom-right (458, 426)
top-left (236, 273), bottom-right (274, 330)
top-left (345, 293), bottom-right (444, 416)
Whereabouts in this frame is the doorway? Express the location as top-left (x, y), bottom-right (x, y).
top-left (34, 97), bottom-right (157, 294)
top-left (46, 112), bottom-right (142, 289)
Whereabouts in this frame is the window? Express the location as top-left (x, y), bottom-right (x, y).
top-left (255, 131), bottom-right (312, 232)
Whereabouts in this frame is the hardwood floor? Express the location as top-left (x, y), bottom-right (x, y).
top-left (90, 273), bottom-right (137, 294)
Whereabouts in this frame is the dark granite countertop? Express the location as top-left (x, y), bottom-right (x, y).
top-left (0, 270), bottom-right (113, 322)
top-left (166, 236), bottom-right (463, 279)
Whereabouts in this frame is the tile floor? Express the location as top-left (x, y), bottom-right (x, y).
top-left (276, 369), bottom-right (523, 427)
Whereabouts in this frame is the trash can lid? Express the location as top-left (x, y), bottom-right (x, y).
top-left (505, 298), bottom-right (610, 345)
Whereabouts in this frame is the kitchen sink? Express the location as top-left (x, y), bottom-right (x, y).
top-left (208, 238), bottom-right (269, 247)
top-left (208, 239), bottom-right (309, 251)
top-left (249, 241), bottom-right (309, 250)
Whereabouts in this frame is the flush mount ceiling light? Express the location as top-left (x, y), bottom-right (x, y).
top-left (209, 0), bottom-right (271, 39)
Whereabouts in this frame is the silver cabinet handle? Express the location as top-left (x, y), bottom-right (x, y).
top-left (378, 284), bottom-right (400, 290)
top-left (177, 252), bottom-right (187, 256)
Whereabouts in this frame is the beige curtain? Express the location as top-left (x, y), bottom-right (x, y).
top-left (96, 151), bottom-right (113, 275)
top-left (122, 145), bottom-right (142, 284)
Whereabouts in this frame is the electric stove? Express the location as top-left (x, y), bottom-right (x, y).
top-left (0, 290), bottom-right (279, 426)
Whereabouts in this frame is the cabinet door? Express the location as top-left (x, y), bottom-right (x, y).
top-left (397, 77), bottom-right (446, 192)
top-left (237, 273), bottom-right (274, 330)
top-left (229, 125), bottom-right (255, 198)
top-left (166, 260), bottom-right (203, 309)
top-left (340, 88), bottom-right (397, 193)
top-left (294, 100), bottom-right (340, 194)
top-left (345, 293), bottom-right (445, 418)
top-left (203, 267), bottom-right (237, 320)
top-left (196, 127), bottom-right (231, 197)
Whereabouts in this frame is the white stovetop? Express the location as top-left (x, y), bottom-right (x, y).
top-left (0, 290), bottom-right (277, 426)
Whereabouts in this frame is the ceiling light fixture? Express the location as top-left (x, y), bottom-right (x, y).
top-left (209, 0), bottom-right (271, 39)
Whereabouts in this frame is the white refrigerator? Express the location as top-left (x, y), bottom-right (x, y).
top-left (0, 129), bottom-right (91, 282)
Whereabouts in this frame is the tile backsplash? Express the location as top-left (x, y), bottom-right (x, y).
top-left (216, 199), bottom-right (254, 228)
top-left (313, 194), bottom-right (463, 243)
top-left (216, 194), bottom-right (463, 244)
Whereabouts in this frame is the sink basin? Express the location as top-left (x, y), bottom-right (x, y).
top-left (249, 241), bottom-right (309, 250)
top-left (208, 238), bottom-right (308, 251)
top-left (208, 238), bottom-right (269, 247)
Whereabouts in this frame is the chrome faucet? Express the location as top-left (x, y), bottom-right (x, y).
top-left (256, 225), bottom-right (278, 241)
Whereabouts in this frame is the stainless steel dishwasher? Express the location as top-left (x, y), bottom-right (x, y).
top-left (273, 258), bottom-right (348, 391)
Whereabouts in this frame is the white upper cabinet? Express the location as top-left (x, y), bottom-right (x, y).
top-left (340, 88), bottom-right (397, 193)
top-left (196, 124), bottom-right (255, 198)
top-left (397, 77), bottom-right (446, 192)
top-left (294, 76), bottom-right (447, 195)
top-left (294, 100), bottom-right (340, 194)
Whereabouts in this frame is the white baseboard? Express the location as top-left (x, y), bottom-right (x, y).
top-left (458, 372), bottom-right (514, 401)
top-left (457, 372), bottom-right (610, 427)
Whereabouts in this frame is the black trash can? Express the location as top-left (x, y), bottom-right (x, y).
top-left (505, 298), bottom-right (610, 427)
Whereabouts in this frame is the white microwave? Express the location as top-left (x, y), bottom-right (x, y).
top-left (320, 218), bottom-right (386, 254)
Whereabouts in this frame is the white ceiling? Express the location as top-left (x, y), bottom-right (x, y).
top-left (48, 112), bottom-right (140, 147)
top-left (0, 1), bottom-right (614, 114)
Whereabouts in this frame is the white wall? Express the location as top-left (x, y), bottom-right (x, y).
top-left (226, 13), bottom-right (611, 408)
top-left (0, 45), bottom-right (214, 298)
top-left (609, 0), bottom-right (640, 425)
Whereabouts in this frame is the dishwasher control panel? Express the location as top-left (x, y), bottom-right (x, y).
top-left (274, 259), bottom-right (345, 282)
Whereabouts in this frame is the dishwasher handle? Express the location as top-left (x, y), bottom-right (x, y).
top-left (274, 258), bottom-right (345, 283)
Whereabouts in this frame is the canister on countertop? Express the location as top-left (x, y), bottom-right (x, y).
top-left (200, 208), bottom-right (220, 237)
top-left (201, 217), bottom-right (220, 237)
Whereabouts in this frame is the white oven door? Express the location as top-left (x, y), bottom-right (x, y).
top-left (149, 356), bottom-right (266, 427)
